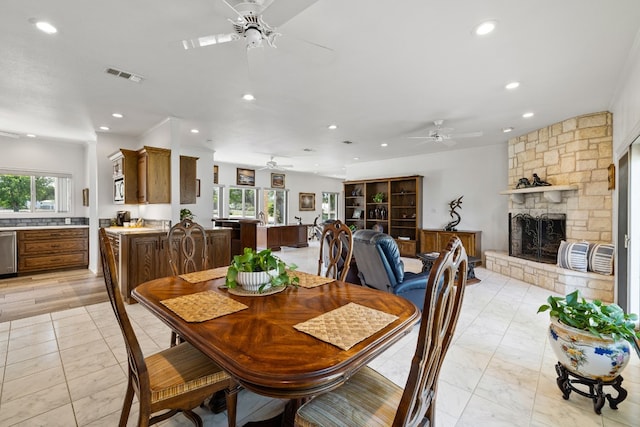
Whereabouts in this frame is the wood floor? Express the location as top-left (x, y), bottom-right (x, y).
top-left (0, 269), bottom-right (107, 323)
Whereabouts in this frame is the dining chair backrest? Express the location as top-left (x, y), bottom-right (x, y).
top-left (394, 235), bottom-right (468, 426)
top-left (167, 219), bottom-right (208, 276)
top-left (317, 219), bottom-right (353, 281)
top-left (99, 227), bottom-right (152, 404)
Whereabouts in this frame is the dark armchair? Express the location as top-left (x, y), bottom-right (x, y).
top-left (352, 229), bottom-right (429, 310)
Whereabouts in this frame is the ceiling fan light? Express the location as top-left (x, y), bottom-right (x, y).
top-left (245, 27), bottom-right (262, 49)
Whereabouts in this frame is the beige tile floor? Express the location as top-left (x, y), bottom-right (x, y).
top-left (0, 242), bottom-right (639, 426)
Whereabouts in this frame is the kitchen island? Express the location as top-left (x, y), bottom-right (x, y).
top-left (256, 224), bottom-right (309, 251)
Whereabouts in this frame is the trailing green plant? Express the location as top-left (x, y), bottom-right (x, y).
top-left (538, 290), bottom-right (640, 345)
top-left (225, 247), bottom-right (299, 290)
top-left (372, 192), bottom-right (385, 203)
top-left (180, 208), bottom-right (194, 221)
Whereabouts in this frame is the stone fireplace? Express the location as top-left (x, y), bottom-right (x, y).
top-left (509, 213), bottom-right (566, 264)
top-left (485, 111), bottom-right (614, 302)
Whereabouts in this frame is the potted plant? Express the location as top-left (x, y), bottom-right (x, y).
top-left (180, 208), bottom-right (194, 221)
top-left (372, 192), bottom-right (385, 203)
top-left (538, 290), bottom-right (640, 381)
top-left (225, 247), bottom-right (299, 292)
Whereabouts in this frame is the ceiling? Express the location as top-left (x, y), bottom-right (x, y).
top-left (2, 0), bottom-right (640, 178)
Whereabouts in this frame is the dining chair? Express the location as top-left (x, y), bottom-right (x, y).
top-left (167, 219), bottom-right (209, 347)
top-left (317, 219), bottom-right (353, 281)
top-left (98, 228), bottom-right (238, 427)
top-left (295, 236), bottom-right (468, 427)
top-left (167, 218), bottom-right (209, 277)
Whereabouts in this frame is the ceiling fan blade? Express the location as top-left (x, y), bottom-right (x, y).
top-left (182, 32), bottom-right (241, 49)
top-left (262, 0), bottom-right (319, 27)
top-left (408, 136), bottom-right (438, 140)
top-left (449, 131), bottom-right (483, 139)
top-left (442, 140), bottom-right (457, 147)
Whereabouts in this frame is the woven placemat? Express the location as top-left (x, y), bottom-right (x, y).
top-left (291, 270), bottom-right (335, 289)
top-left (293, 302), bottom-right (399, 350)
top-left (160, 290), bottom-right (248, 322)
top-left (179, 267), bottom-right (229, 284)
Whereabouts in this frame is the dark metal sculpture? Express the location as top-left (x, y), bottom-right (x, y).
top-left (516, 177), bottom-right (531, 189)
top-left (444, 196), bottom-right (463, 231)
top-left (532, 173), bottom-right (551, 186)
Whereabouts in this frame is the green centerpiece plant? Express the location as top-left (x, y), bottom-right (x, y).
top-left (226, 247), bottom-right (299, 292)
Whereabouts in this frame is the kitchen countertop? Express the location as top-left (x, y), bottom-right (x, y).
top-left (0, 225), bottom-right (89, 231)
top-left (105, 226), bottom-right (232, 235)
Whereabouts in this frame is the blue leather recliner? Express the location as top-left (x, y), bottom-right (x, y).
top-left (352, 230), bottom-right (429, 310)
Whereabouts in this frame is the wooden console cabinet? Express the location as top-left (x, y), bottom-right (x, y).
top-left (419, 229), bottom-right (482, 260)
top-left (256, 224), bottom-right (309, 251)
top-left (213, 219), bottom-right (258, 256)
top-left (109, 228), bottom-right (231, 303)
top-left (17, 228), bottom-right (89, 273)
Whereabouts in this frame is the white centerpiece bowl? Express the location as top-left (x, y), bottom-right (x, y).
top-left (236, 270), bottom-right (277, 292)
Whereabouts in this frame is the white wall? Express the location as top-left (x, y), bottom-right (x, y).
top-left (214, 161), bottom-right (344, 224)
top-left (0, 136), bottom-right (88, 217)
top-left (346, 143), bottom-right (509, 252)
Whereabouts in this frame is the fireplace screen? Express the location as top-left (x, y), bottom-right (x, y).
top-left (509, 213), bottom-right (566, 264)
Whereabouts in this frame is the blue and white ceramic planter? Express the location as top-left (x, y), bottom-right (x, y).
top-left (548, 316), bottom-right (631, 381)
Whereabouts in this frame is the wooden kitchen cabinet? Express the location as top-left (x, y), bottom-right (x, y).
top-left (113, 228), bottom-right (231, 303)
top-left (180, 155), bottom-right (199, 204)
top-left (137, 146), bottom-right (171, 204)
top-left (109, 149), bottom-right (138, 204)
top-left (17, 228), bottom-right (89, 273)
top-left (419, 229), bottom-right (482, 260)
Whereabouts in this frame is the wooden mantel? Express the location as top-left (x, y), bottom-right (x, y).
top-left (499, 185), bottom-right (579, 203)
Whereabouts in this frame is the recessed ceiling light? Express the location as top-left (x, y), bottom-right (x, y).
top-left (502, 127), bottom-right (514, 133)
top-left (314, 163), bottom-right (320, 167)
top-left (35, 21), bottom-right (57, 34)
top-left (353, 157), bottom-right (359, 160)
top-left (522, 112), bottom-right (534, 118)
top-left (474, 20), bottom-right (497, 36)
top-left (99, 126), bottom-right (110, 131)
top-left (26, 134), bottom-right (37, 138)
top-left (242, 93), bottom-right (255, 101)
top-left (327, 124), bottom-right (338, 130)
top-left (112, 113), bottom-right (124, 118)
top-left (505, 81), bottom-right (520, 90)
top-left (381, 143), bottom-right (388, 147)
top-left (190, 129), bottom-right (199, 134)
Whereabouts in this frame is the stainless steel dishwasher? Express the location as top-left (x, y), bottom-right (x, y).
top-left (0, 231), bottom-right (17, 276)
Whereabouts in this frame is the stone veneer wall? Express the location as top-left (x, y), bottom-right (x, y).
top-left (507, 111), bottom-right (613, 242)
top-left (486, 111), bottom-right (614, 301)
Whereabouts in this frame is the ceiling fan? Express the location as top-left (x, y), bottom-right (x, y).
top-left (181, 0), bottom-right (315, 51)
top-left (408, 120), bottom-right (483, 147)
top-left (259, 156), bottom-right (293, 170)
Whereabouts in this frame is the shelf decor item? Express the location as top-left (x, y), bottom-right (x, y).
top-left (372, 192), bottom-right (385, 203)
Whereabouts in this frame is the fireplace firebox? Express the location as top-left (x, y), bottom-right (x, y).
top-left (509, 213), bottom-right (566, 264)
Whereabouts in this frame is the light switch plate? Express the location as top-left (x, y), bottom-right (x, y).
top-left (65, 218), bottom-right (71, 225)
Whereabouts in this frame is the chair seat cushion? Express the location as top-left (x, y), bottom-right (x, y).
top-left (295, 366), bottom-right (402, 427)
top-left (146, 342), bottom-right (230, 403)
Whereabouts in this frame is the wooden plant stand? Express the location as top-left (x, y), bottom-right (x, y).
top-left (555, 362), bottom-right (627, 414)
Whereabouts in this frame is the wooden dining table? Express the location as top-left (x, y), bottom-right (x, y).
top-left (132, 271), bottom-right (420, 423)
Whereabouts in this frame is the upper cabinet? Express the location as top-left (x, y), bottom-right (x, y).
top-left (344, 175), bottom-right (423, 256)
top-left (109, 146), bottom-right (171, 205)
top-left (109, 149), bottom-right (139, 205)
top-left (137, 146), bottom-right (171, 204)
top-left (180, 155), bottom-right (199, 204)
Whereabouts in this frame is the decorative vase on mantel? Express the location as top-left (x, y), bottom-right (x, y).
top-left (548, 316), bottom-right (631, 381)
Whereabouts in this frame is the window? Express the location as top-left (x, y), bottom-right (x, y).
top-left (322, 192), bottom-right (339, 221)
top-left (228, 187), bottom-right (257, 218)
top-left (212, 185), bottom-right (223, 218)
top-left (0, 171), bottom-right (71, 214)
top-left (263, 189), bottom-right (288, 225)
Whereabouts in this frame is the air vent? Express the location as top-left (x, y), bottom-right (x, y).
top-left (105, 67), bottom-right (144, 83)
top-left (342, 140), bottom-right (353, 145)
